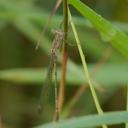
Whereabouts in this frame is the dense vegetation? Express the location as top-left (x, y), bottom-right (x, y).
top-left (0, 0), bottom-right (128, 128)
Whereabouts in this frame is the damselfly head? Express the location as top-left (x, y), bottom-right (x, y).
top-left (51, 29), bottom-right (64, 36)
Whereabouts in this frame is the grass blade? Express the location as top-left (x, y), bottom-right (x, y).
top-left (68, 0), bottom-right (128, 58)
top-left (35, 111), bottom-right (128, 128)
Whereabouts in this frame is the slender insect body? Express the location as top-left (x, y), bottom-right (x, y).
top-left (50, 30), bottom-right (64, 121)
top-left (38, 29), bottom-right (65, 121)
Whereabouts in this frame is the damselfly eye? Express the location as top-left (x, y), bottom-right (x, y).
top-left (51, 29), bottom-right (64, 36)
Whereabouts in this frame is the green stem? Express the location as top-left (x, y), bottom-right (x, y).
top-left (68, 9), bottom-right (108, 128)
top-left (63, 0), bottom-right (68, 40)
top-left (126, 86), bottom-right (128, 128)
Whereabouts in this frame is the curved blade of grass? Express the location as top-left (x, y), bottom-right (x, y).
top-left (68, 0), bottom-right (128, 59)
top-left (68, 9), bottom-right (107, 128)
top-left (35, 111), bottom-right (128, 128)
top-left (0, 63), bottom-right (128, 86)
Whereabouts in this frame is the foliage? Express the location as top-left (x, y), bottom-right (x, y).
top-left (0, 0), bottom-right (128, 127)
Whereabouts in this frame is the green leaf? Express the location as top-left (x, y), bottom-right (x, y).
top-left (35, 111), bottom-right (128, 128)
top-left (68, 0), bottom-right (128, 58)
top-left (0, 63), bottom-right (128, 86)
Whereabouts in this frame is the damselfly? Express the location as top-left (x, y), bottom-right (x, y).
top-left (38, 29), bottom-right (64, 121)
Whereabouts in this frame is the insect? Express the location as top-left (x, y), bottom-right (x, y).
top-left (38, 29), bottom-right (64, 121)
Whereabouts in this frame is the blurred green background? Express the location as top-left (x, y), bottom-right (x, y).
top-left (0, 0), bottom-right (128, 127)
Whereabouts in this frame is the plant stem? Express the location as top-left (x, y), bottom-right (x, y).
top-left (126, 86), bottom-right (128, 128)
top-left (68, 9), bottom-right (108, 128)
top-left (57, 0), bottom-right (68, 120)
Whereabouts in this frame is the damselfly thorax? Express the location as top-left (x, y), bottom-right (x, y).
top-left (51, 29), bottom-right (65, 59)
